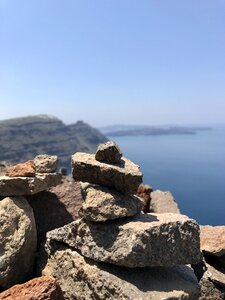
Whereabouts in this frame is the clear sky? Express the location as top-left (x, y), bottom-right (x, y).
top-left (0, 0), bottom-right (225, 126)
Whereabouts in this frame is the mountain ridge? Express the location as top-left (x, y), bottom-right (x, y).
top-left (0, 115), bottom-right (107, 168)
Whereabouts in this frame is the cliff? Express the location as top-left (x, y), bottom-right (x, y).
top-left (0, 115), bottom-right (107, 168)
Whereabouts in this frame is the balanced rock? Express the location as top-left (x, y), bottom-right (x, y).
top-left (150, 190), bottom-right (180, 214)
top-left (34, 154), bottom-right (58, 173)
top-left (47, 213), bottom-right (201, 267)
top-left (79, 184), bottom-right (144, 222)
top-left (72, 153), bottom-right (142, 194)
top-left (6, 160), bottom-right (36, 177)
top-left (0, 276), bottom-right (64, 300)
top-left (200, 226), bottom-right (225, 257)
top-left (0, 173), bottom-right (62, 196)
top-left (95, 140), bottom-right (122, 163)
top-left (0, 197), bottom-right (37, 289)
top-left (42, 246), bottom-right (200, 300)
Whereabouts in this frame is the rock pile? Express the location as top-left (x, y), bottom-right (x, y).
top-left (42, 142), bottom-right (202, 299)
top-left (0, 155), bottom-right (62, 290)
top-left (0, 155), bottom-right (61, 196)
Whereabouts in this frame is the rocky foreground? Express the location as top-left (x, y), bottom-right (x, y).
top-left (0, 142), bottom-right (225, 299)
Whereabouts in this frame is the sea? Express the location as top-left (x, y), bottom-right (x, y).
top-left (111, 126), bottom-right (225, 226)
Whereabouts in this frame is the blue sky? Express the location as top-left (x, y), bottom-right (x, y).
top-left (0, 0), bottom-right (225, 126)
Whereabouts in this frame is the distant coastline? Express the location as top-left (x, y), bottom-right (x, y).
top-left (99, 125), bottom-right (212, 137)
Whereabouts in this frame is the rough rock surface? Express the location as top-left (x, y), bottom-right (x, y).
top-left (199, 262), bottom-right (225, 299)
top-left (27, 176), bottom-right (83, 245)
top-left (47, 213), bottom-right (201, 267)
top-left (6, 160), bottom-right (36, 177)
top-left (42, 246), bottom-right (200, 300)
top-left (0, 197), bottom-right (37, 289)
top-left (72, 153), bottom-right (143, 194)
top-left (79, 184), bottom-right (144, 222)
top-left (200, 226), bottom-right (225, 257)
top-left (34, 154), bottom-right (58, 173)
top-left (0, 173), bottom-right (62, 196)
top-left (204, 262), bottom-right (225, 287)
top-left (150, 190), bottom-right (180, 214)
top-left (0, 276), bottom-right (64, 300)
top-left (0, 161), bottom-right (9, 176)
top-left (136, 184), bottom-right (152, 213)
top-left (95, 140), bottom-right (122, 163)
top-left (199, 276), bottom-right (225, 300)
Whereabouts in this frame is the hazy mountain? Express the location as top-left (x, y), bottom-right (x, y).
top-left (0, 115), bottom-right (107, 168)
top-left (99, 124), bottom-right (211, 137)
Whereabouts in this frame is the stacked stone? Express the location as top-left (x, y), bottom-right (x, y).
top-left (43, 142), bottom-right (202, 299)
top-left (0, 155), bottom-right (61, 290)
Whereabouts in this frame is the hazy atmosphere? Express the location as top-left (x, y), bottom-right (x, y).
top-left (1, 2), bottom-right (225, 297)
top-left (1, 0), bottom-right (225, 126)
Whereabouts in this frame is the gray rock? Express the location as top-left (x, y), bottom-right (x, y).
top-left (34, 154), bottom-right (58, 173)
top-left (72, 152), bottom-right (142, 194)
top-left (150, 190), bottom-right (180, 214)
top-left (79, 184), bottom-right (144, 222)
top-left (204, 262), bottom-right (225, 287)
top-left (199, 262), bottom-right (225, 299)
top-left (42, 245), bottom-right (200, 300)
top-left (0, 173), bottom-right (62, 196)
top-left (95, 140), bottom-right (122, 163)
top-left (0, 196), bottom-right (37, 289)
top-left (0, 161), bottom-right (10, 176)
top-left (47, 213), bottom-right (201, 267)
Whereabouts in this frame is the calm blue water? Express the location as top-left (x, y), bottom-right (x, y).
top-left (113, 126), bottom-right (225, 225)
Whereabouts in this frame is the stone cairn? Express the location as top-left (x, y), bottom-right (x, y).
top-left (0, 155), bottom-right (61, 290)
top-left (43, 141), bottom-right (202, 299)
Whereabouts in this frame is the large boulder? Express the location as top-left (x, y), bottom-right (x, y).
top-left (79, 184), bottom-right (144, 222)
top-left (47, 213), bottom-right (201, 268)
top-left (42, 245), bottom-right (200, 300)
top-left (0, 276), bottom-right (64, 300)
top-left (27, 176), bottom-right (83, 245)
top-left (0, 197), bottom-right (37, 289)
top-left (95, 140), bottom-right (122, 163)
top-left (0, 173), bottom-right (62, 196)
top-left (150, 190), bottom-right (180, 214)
top-left (72, 152), bottom-right (142, 194)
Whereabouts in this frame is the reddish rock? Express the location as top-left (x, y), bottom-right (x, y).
top-left (6, 160), bottom-right (36, 177)
top-left (27, 176), bottom-right (83, 245)
top-left (0, 276), bottom-right (64, 299)
top-left (136, 184), bottom-right (152, 213)
top-left (200, 226), bottom-right (225, 257)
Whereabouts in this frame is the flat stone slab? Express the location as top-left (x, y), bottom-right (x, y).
top-left (42, 246), bottom-right (200, 300)
top-left (79, 184), bottom-right (144, 222)
top-left (47, 213), bottom-right (201, 267)
top-left (0, 173), bottom-right (62, 196)
top-left (72, 152), bottom-right (143, 194)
